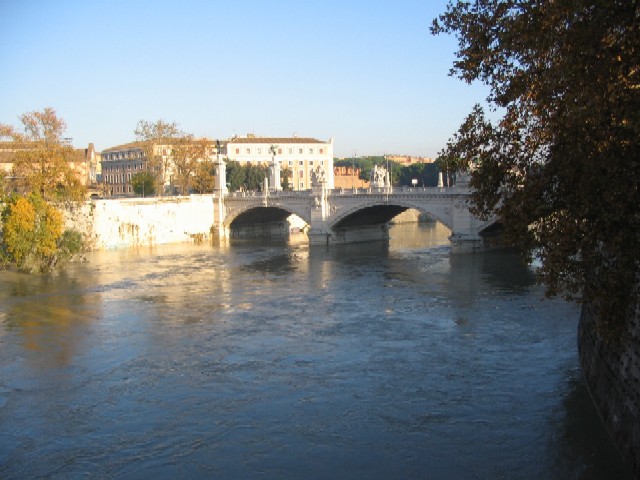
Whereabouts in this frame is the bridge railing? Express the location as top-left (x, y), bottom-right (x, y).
top-left (225, 190), bottom-right (313, 199)
top-left (220, 186), bottom-right (453, 199)
top-left (329, 186), bottom-right (449, 195)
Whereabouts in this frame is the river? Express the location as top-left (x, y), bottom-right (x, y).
top-left (0, 221), bottom-right (631, 479)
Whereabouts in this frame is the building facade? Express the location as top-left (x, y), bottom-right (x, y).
top-left (333, 166), bottom-right (369, 189)
top-left (226, 135), bottom-right (334, 190)
top-left (100, 140), bottom-right (222, 197)
top-left (100, 142), bottom-right (150, 196)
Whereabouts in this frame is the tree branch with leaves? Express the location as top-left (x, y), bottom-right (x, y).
top-left (432, 1), bottom-right (640, 337)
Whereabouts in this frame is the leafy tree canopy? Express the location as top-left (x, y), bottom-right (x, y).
top-left (130, 172), bottom-right (156, 197)
top-left (432, 1), bottom-right (640, 336)
top-left (225, 161), bottom-right (268, 192)
top-left (134, 119), bottom-right (183, 195)
top-left (0, 193), bottom-right (82, 273)
top-left (191, 159), bottom-right (216, 194)
top-left (334, 157), bottom-right (410, 186)
top-left (1, 108), bottom-right (86, 202)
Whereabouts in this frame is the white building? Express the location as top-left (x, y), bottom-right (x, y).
top-left (226, 135), bottom-right (334, 190)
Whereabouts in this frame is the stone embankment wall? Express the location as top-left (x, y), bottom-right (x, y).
top-left (65, 195), bottom-right (215, 249)
top-left (578, 296), bottom-right (640, 477)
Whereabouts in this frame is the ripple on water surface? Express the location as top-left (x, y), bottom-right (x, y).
top-left (0, 224), bottom-right (632, 479)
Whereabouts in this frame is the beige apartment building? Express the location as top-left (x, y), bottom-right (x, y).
top-left (226, 135), bottom-right (334, 190)
top-left (100, 134), bottom-right (334, 195)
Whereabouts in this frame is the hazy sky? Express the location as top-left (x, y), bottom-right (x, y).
top-left (0, 0), bottom-right (489, 158)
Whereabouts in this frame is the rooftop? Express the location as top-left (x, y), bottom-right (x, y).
top-left (228, 136), bottom-right (326, 144)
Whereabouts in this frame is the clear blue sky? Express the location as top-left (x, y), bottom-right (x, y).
top-left (0, 0), bottom-right (489, 158)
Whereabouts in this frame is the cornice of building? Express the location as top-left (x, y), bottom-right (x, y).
top-left (228, 136), bottom-right (326, 145)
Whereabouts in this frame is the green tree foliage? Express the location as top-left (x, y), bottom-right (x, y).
top-left (225, 161), bottom-right (269, 192)
top-left (281, 166), bottom-right (292, 190)
top-left (0, 193), bottom-right (81, 273)
top-left (246, 164), bottom-right (268, 191)
top-left (334, 157), bottom-right (403, 185)
top-left (130, 172), bottom-right (156, 197)
top-left (432, 1), bottom-right (640, 336)
top-left (1, 108), bottom-right (86, 202)
top-left (226, 161), bottom-right (246, 192)
top-left (396, 162), bottom-right (440, 187)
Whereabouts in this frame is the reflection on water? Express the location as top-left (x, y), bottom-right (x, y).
top-left (0, 222), bottom-right (631, 479)
top-left (1, 272), bottom-right (101, 369)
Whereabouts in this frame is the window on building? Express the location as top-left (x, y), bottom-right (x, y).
top-left (278, 148), bottom-right (282, 154)
top-left (288, 148), bottom-right (293, 154)
top-left (298, 148), bottom-right (303, 154)
top-left (235, 148), bottom-right (240, 155)
top-left (309, 161), bottom-right (314, 166)
top-left (246, 148), bottom-right (251, 154)
top-left (257, 148), bottom-right (262, 154)
top-left (319, 148), bottom-right (324, 154)
top-left (309, 148), bottom-right (314, 154)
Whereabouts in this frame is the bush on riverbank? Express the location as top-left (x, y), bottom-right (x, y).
top-left (0, 193), bottom-right (84, 273)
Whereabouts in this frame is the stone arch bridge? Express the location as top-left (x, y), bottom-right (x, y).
top-left (213, 179), bottom-right (498, 253)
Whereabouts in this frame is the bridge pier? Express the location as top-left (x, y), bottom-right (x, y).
top-left (307, 228), bottom-right (334, 245)
top-left (211, 193), bottom-right (228, 240)
top-left (448, 233), bottom-right (485, 254)
top-left (307, 225), bottom-right (390, 245)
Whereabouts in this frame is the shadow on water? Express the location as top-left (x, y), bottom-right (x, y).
top-left (553, 371), bottom-right (633, 479)
top-left (449, 251), bottom-right (537, 294)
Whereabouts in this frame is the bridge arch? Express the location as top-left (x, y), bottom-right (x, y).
top-left (328, 198), bottom-right (454, 232)
top-left (223, 204), bottom-right (311, 230)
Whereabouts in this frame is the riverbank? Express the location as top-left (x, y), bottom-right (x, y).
top-left (579, 297), bottom-right (640, 477)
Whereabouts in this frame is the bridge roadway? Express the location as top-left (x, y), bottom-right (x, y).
top-left (212, 179), bottom-right (498, 253)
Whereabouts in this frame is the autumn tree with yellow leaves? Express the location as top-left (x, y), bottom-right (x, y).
top-left (1, 108), bottom-right (85, 272)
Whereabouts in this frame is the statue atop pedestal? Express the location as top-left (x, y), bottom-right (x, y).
top-left (311, 165), bottom-right (327, 187)
top-left (370, 164), bottom-right (387, 188)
